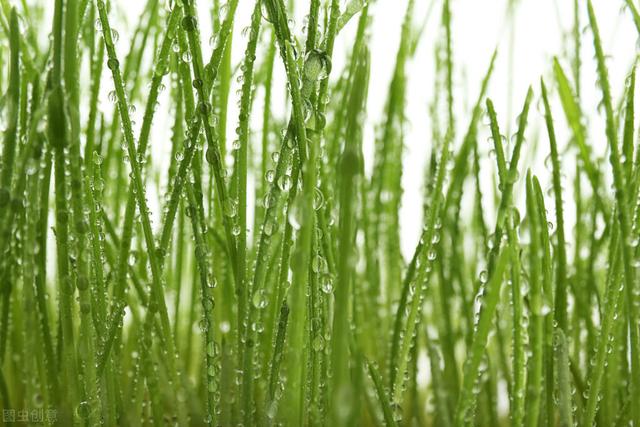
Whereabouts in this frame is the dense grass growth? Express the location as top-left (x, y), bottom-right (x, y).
top-left (1, 0), bottom-right (640, 425)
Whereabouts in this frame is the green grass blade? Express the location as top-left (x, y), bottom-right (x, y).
top-left (330, 43), bottom-right (369, 426)
top-left (454, 248), bottom-right (510, 426)
top-left (587, 3), bottom-right (640, 425)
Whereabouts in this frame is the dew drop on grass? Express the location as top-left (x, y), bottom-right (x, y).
top-left (287, 201), bottom-right (303, 231)
top-left (94, 178), bottom-right (105, 192)
top-left (479, 270), bottom-right (488, 284)
top-left (263, 193), bottom-right (275, 209)
top-left (315, 111), bottom-right (327, 130)
top-left (390, 401), bottom-right (403, 422)
top-left (206, 341), bottom-right (217, 357)
top-left (266, 401), bottom-right (278, 419)
top-left (206, 147), bottom-right (216, 165)
top-left (278, 175), bottom-right (292, 191)
top-left (80, 302), bottom-right (91, 314)
top-left (198, 101), bottom-right (212, 115)
top-left (207, 364), bottom-right (216, 378)
top-left (76, 401), bottom-right (90, 419)
top-left (263, 218), bottom-right (276, 236)
top-left (265, 169), bottom-right (275, 183)
top-left (107, 58), bottom-right (119, 70)
top-left (320, 274), bottom-right (333, 294)
top-left (312, 335), bottom-right (325, 351)
top-left (223, 199), bottom-right (238, 217)
top-left (128, 251), bottom-right (137, 266)
top-left (93, 151), bottom-right (104, 165)
top-left (181, 15), bottom-right (197, 32)
top-left (311, 254), bottom-right (327, 274)
top-left (77, 275), bottom-right (89, 291)
top-left (313, 188), bottom-right (324, 210)
top-left (252, 289), bottom-right (267, 309)
top-left (33, 393), bottom-right (43, 407)
top-left (171, 38), bottom-right (180, 53)
top-left (62, 275), bottom-right (74, 295)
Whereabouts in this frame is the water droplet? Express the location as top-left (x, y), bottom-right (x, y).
top-left (93, 151), bottom-right (104, 165)
top-left (278, 175), bottom-right (292, 191)
top-left (206, 147), bottom-right (216, 165)
top-left (288, 195), bottom-right (303, 230)
top-left (313, 188), bottom-right (324, 210)
top-left (198, 101), bottom-right (211, 115)
top-left (107, 58), bottom-right (119, 70)
top-left (206, 341), bottom-right (217, 357)
top-left (182, 15), bottom-right (197, 32)
top-left (265, 169), bottom-right (275, 183)
top-left (479, 270), bottom-right (488, 284)
top-left (223, 199), bottom-right (238, 217)
top-left (77, 276), bottom-right (89, 291)
top-left (303, 49), bottom-right (331, 81)
top-left (76, 401), bottom-right (90, 419)
top-left (263, 193), bottom-right (275, 209)
top-left (311, 254), bottom-right (327, 274)
top-left (312, 335), bottom-right (325, 351)
top-left (171, 38), bottom-right (181, 53)
top-left (252, 289), bottom-right (267, 309)
top-left (33, 393), bottom-right (44, 407)
top-left (263, 218), bottom-right (276, 236)
top-left (320, 274), bottom-right (333, 294)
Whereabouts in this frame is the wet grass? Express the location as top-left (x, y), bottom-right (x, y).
top-left (0, 0), bottom-right (639, 426)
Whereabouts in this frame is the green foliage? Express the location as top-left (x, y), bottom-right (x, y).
top-left (0, 1), bottom-right (639, 426)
